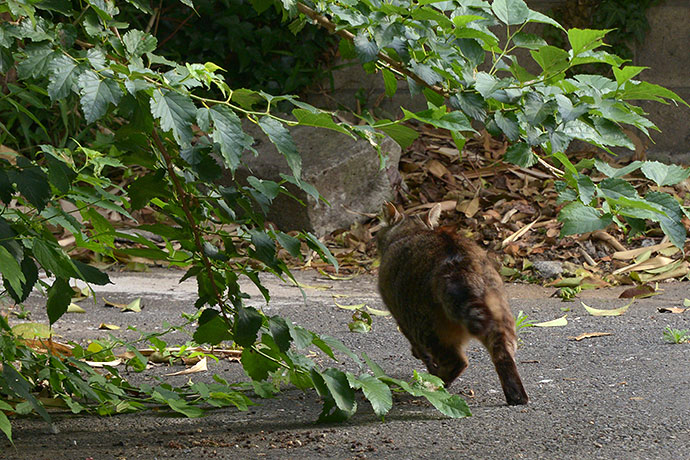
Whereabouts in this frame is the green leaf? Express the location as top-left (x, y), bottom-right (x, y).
top-left (210, 105), bottom-right (255, 171)
top-left (0, 407), bottom-right (11, 443)
top-left (567, 28), bottom-right (610, 55)
top-left (576, 174), bottom-right (596, 205)
top-left (268, 316), bottom-right (292, 352)
top-left (640, 161), bottom-right (690, 187)
top-left (319, 368), bottom-right (357, 413)
top-left (512, 32), bottom-right (547, 50)
top-left (2, 363), bottom-right (51, 423)
top-left (303, 232), bottom-right (338, 269)
top-left (292, 109), bottom-right (351, 136)
top-left (491, 0), bottom-right (529, 25)
top-left (526, 10), bottom-right (565, 30)
top-left (402, 108), bottom-right (474, 133)
top-left (382, 68), bottom-right (397, 97)
top-left (620, 81), bottom-right (690, 107)
top-left (9, 167), bottom-right (50, 211)
top-left (233, 305), bottom-right (263, 347)
top-left (16, 43), bottom-right (56, 79)
top-left (645, 192), bottom-right (686, 249)
top-left (249, 229), bottom-right (276, 266)
top-left (32, 239), bottom-right (75, 279)
top-left (241, 347), bottom-right (280, 381)
top-left (494, 112), bottom-right (519, 141)
top-left (274, 231), bottom-right (301, 258)
top-left (530, 46), bottom-right (570, 75)
top-left (150, 89), bottom-right (196, 146)
top-left (127, 169), bottom-right (169, 210)
top-left (48, 54), bottom-right (82, 100)
top-left (258, 116), bottom-right (301, 181)
top-left (558, 202), bottom-right (612, 236)
top-left (598, 177), bottom-right (639, 200)
top-left (78, 70), bottom-right (123, 123)
top-left (193, 309), bottom-right (231, 345)
top-left (46, 277), bottom-right (72, 325)
top-left (122, 29), bottom-right (157, 57)
top-left (504, 142), bottom-right (537, 167)
top-left (613, 66), bottom-right (648, 87)
top-left (422, 391), bottom-right (471, 418)
top-left (451, 92), bottom-right (487, 122)
top-left (73, 260), bottom-right (110, 285)
top-left (156, 394), bottom-right (204, 418)
top-left (346, 373), bottom-right (392, 418)
top-left (4, 256), bottom-right (38, 304)
top-left (594, 159), bottom-right (643, 178)
top-left (353, 33), bottom-right (378, 63)
top-left (0, 246), bottom-right (25, 297)
top-left (375, 123), bottom-right (419, 149)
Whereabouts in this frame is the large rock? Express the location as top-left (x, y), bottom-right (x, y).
top-left (234, 122), bottom-right (401, 236)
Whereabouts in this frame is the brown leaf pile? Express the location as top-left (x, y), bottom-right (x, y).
top-left (317, 125), bottom-right (690, 285)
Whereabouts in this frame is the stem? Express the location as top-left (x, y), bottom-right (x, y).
top-left (151, 129), bottom-right (234, 321)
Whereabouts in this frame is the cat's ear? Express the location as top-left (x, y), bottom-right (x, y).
top-left (382, 201), bottom-right (403, 225)
top-left (424, 203), bottom-right (442, 229)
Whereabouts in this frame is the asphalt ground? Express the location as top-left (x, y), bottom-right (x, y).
top-left (2, 269), bottom-right (689, 460)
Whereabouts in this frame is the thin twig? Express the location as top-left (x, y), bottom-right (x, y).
top-left (151, 129), bottom-right (233, 320)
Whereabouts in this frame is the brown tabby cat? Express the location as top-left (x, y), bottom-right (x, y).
top-left (376, 202), bottom-right (528, 405)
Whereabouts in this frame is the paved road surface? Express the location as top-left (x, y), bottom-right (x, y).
top-left (3, 270), bottom-right (689, 459)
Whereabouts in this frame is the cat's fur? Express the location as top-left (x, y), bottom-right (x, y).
top-left (377, 202), bottom-right (528, 405)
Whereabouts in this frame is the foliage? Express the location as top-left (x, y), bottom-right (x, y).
top-left (306, 0), bottom-right (690, 246)
top-left (545, 0), bottom-right (661, 63)
top-left (123, 0), bottom-right (337, 94)
top-left (0, 0), bottom-right (688, 444)
top-left (662, 326), bottom-right (689, 344)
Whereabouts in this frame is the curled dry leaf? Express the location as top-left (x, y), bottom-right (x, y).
top-left (98, 323), bottom-right (120, 330)
top-left (568, 332), bottom-right (613, 341)
top-left (165, 357), bottom-right (208, 376)
top-left (657, 307), bottom-right (686, 314)
top-left (582, 301), bottom-right (631, 316)
top-left (533, 315), bottom-right (568, 327)
top-left (67, 303), bottom-right (86, 313)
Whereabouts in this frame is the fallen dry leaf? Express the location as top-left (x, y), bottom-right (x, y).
top-left (619, 284), bottom-right (656, 299)
top-left (568, 332), bottom-right (613, 341)
top-left (582, 301), bottom-right (631, 316)
top-left (533, 315), bottom-right (568, 327)
top-left (612, 242), bottom-right (674, 260)
top-left (103, 297), bottom-right (142, 312)
top-left (84, 359), bottom-right (122, 368)
top-left (657, 307), bottom-right (686, 314)
top-left (98, 323), bottom-right (120, 330)
top-left (165, 357), bottom-right (208, 376)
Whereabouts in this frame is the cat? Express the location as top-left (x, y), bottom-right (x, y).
top-left (376, 202), bottom-right (528, 405)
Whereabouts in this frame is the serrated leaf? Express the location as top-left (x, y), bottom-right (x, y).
top-left (258, 116), bottom-right (301, 181)
top-left (353, 33), bottom-right (378, 63)
top-left (292, 109), bottom-right (350, 136)
top-left (47, 55), bottom-right (82, 100)
top-left (558, 202), bottom-right (612, 235)
top-left (233, 305), bottom-right (263, 347)
top-left (122, 29), bottom-right (157, 57)
top-left (17, 43), bottom-right (56, 79)
top-left (0, 246), bottom-right (25, 297)
top-left (274, 231), bottom-right (301, 258)
top-left (531, 45), bottom-right (570, 75)
top-left (32, 239), bottom-right (75, 279)
top-left (494, 112), bottom-right (519, 141)
top-left (303, 232), bottom-right (338, 269)
top-left (567, 28), bottom-right (610, 55)
top-left (504, 142), bottom-right (537, 167)
top-left (594, 159), bottom-right (643, 178)
top-left (402, 108), bottom-right (474, 133)
top-left (2, 363), bottom-right (51, 423)
top-left (613, 66), bottom-right (647, 87)
top-left (150, 89), bottom-right (196, 146)
top-left (193, 309), bottom-right (231, 345)
top-left (78, 70), bottom-right (122, 123)
top-left (347, 373), bottom-right (392, 418)
top-left (491, 0), bottom-right (529, 25)
top-left (241, 347), bottom-right (280, 381)
top-left (320, 368), bottom-right (356, 413)
top-left (512, 32), bottom-right (547, 50)
top-left (210, 105), bottom-right (255, 171)
top-left (640, 161), bottom-right (690, 187)
top-left (422, 390), bottom-right (471, 418)
top-left (0, 407), bottom-right (11, 443)
top-left (645, 191), bottom-right (686, 249)
top-left (268, 316), bottom-right (292, 352)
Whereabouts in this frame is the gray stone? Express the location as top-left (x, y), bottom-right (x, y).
top-left (233, 122), bottom-right (401, 236)
top-left (532, 260), bottom-right (564, 279)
